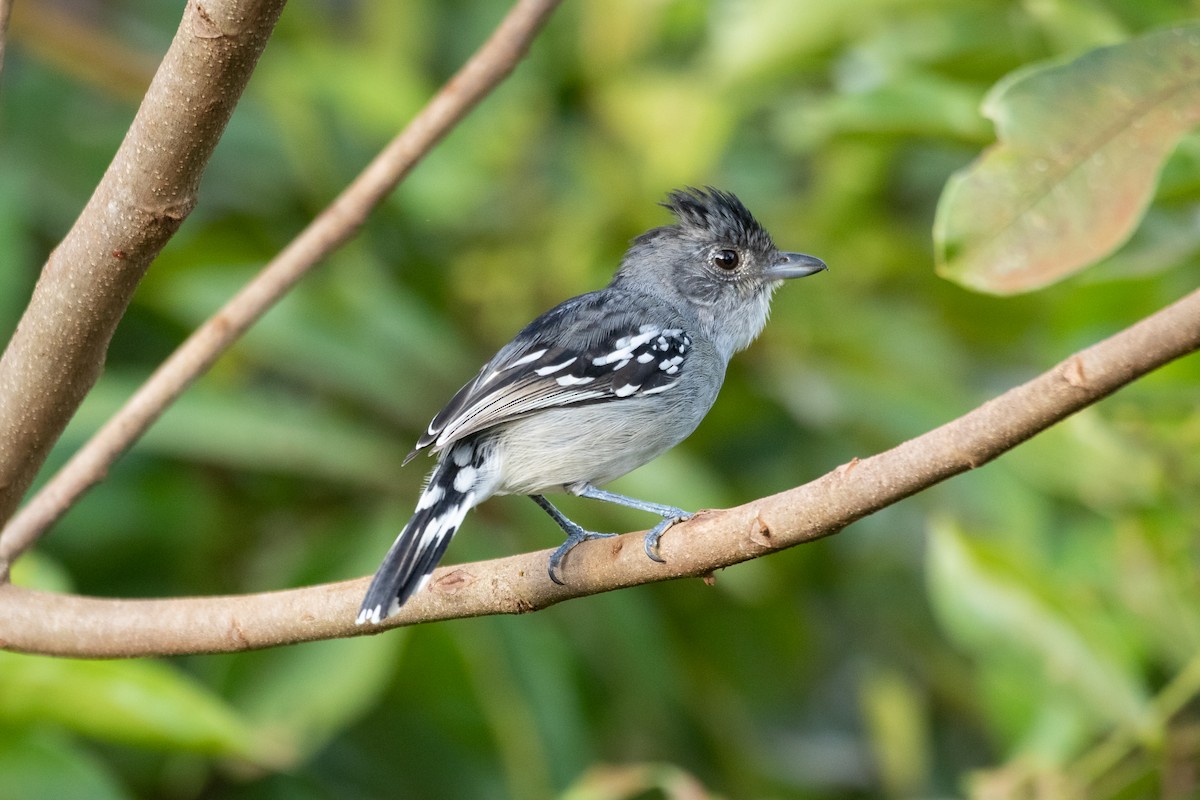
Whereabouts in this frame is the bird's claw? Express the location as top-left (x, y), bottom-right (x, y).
top-left (547, 529), bottom-right (618, 585)
top-left (547, 511), bottom-right (693, 583)
top-left (643, 513), bottom-right (692, 564)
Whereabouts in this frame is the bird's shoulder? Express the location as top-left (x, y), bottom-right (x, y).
top-left (408, 287), bottom-right (697, 459)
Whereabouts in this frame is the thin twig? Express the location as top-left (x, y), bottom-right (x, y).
top-left (3, 285), bottom-right (1198, 658)
top-left (0, 0), bottom-right (564, 571)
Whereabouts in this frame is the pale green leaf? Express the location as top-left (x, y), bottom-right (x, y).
top-left (0, 654), bottom-right (288, 767)
top-left (779, 74), bottom-right (993, 150)
top-left (858, 665), bottom-right (931, 797)
top-left (0, 728), bottom-right (131, 800)
top-left (926, 520), bottom-right (1149, 730)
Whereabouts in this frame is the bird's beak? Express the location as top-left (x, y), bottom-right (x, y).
top-left (764, 252), bottom-right (828, 281)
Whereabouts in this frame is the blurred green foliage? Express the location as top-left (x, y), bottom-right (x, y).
top-left (2, 1), bottom-right (1200, 798)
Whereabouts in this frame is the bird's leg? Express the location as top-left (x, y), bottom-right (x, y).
top-left (529, 494), bottom-right (618, 585)
top-left (570, 482), bottom-right (692, 563)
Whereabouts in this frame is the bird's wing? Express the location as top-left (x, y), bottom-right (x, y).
top-left (407, 291), bottom-right (692, 460)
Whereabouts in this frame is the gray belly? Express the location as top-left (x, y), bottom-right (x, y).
top-left (489, 391), bottom-right (712, 495)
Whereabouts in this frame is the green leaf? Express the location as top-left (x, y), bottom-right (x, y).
top-left (235, 634), bottom-right (405, 761)
top-left (1114, 516), bottom-right (1200, 668)
top-left (934, 24), bottom-right (1200, 294)
top-left (857, 664), bottom-right (930, 797)
top-left (779, 74), bottom-right (993, 150)
top-left (0, 654), bottom-right (288, 767)
top-left (61, 373), bottom-right (404, 491)
top-left (0, 728), bottom-right (131, 800)
top-left (0, 163), bottom-right (36, 339)
top-left (926, 520), bottom-right (1149, 733)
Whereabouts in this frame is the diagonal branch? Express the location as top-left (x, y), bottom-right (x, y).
top-left (0, 0), bottom-right (564, 572)
top-left (0, 0), bottom-right (286, 528)
top-left (3, 284), bottom-right (1198, 658)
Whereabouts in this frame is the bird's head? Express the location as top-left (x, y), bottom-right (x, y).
top-left (614, 186), bottom-right (826, 357)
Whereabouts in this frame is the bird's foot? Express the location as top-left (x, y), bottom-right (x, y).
top-left (547, 528), bottom-right (619, 585)
top-left (643, 511), bottom-right (692, 563)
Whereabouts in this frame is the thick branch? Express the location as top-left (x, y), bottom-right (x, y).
top-left (3, 286), bottom-right (1198, 658)
top-left (0, 0), bottom-right (563, 569)
top-left (0, 0), bottom-right (286, 525)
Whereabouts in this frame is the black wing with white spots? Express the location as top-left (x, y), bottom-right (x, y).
top-left (408, 290), bottom-right (692, 459)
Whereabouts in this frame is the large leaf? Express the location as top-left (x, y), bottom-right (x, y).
top-left (926, 521), bottom-right (1149, 734)
top-left (934, 24), bottom-right (1200, 294)
top-left (0, 653), bottom-right (287, 767)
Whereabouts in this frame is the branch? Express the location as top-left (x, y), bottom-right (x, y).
top-left (3, 285), bottom-right (1198, 658)
top-left (0, 0), bottom-right (286, 526)
top-left (0, 0), bottom-right (564, 570)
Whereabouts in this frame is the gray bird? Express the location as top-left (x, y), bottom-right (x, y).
top-left (358, 187), bottom-right (826, 624)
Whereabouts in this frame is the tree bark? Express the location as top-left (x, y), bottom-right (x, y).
top-left (0, 0), bottom-right (286, 526)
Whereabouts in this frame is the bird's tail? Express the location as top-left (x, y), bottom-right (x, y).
top-left (357, 440), bottom-right (495, 625)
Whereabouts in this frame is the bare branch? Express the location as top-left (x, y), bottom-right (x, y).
top-left (0, 0), bottom-right (564, 570)
top-left (0, 0), bottom-right (286, 527)
top-left (3, 285), bottom-right (1198, 658)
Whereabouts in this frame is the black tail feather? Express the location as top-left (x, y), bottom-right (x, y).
top-left (357, 442), bottom-right (486, 624)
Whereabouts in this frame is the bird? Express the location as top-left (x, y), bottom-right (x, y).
top-left (357, 187), bottom-right (826, 624)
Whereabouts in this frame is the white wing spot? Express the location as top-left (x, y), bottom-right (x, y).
top-left (637, 353), bottom-right (654, 363)
top-left (534, 357), bottom-right (577, 376)
top-left (613, 384), bottom-right (640, 397)
top-left (507, 348), bottom-right (548, 369)
top-left (630, 329), bottom-right (659, 347)
top-left (556, 374), bottom-right (595, 386)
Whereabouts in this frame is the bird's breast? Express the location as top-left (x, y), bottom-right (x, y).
top-left (487, 382), bottom-right (717, 496)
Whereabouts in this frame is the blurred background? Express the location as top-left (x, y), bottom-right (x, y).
top-left (3, 1), bottom-right (1200, 798)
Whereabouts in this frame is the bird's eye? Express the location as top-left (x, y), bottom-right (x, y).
top-left (712, 249), bottom-right (740, 270)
